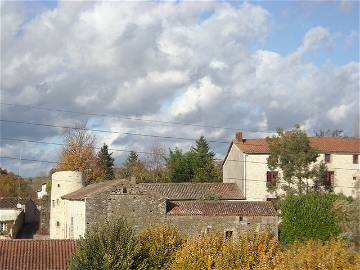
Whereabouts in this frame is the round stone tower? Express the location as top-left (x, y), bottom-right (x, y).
top-left (50, 171), bottom-right (84, 239)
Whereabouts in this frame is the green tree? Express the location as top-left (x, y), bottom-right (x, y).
top-left (267, 125), bottom-right (321, 195)
top-left (190, 136), bottom-right (221, 182)
top-left (70, 217), bottom-right (136, 270)
top-left (279, 193), bottom-right (342, 244)
top-left (98, 143), bottom-right (115, 180)
top-left (0, 168), bottom-right (34, 198)
top-left (166, 149), bottom-right (194, 183)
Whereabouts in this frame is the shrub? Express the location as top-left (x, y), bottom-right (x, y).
top-left (216, 230), bottom-right (279, 270)
top-left (274, 238), bottom-right (360, 270)
top-left (170, 232), bottom-right (225, 270)
top-left (280, 193), bottom-right (341, 244)
top-left (70, 217), bottom-right (136, 270)
top-left (134, 224), bottom-right (184, 270)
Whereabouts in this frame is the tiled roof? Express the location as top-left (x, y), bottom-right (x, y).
top-left (0, 197), bottom-right (31, 209)
top-left (167, 200), bottom-right (277, 216)
top-left (139, 182), bottom-right (244, 200)
top-left (62, 179), bottom-right (124, 201)
top-left (234, 137), bottom-right (360, 154)
top-left (0, 240), bottom-right (76, 270)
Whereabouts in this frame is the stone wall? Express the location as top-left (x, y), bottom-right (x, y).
top-left (85, 183), bottom-right (278, 237)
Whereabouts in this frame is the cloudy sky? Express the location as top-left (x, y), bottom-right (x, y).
top-left (1, 0), bottom-right (359, 177)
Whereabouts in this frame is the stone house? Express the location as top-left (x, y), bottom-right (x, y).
top-left (0, 198), bottom-right (39, 238)
top-left (223, 132), bottom-right (360, 201)
top-left (50, 171), bottom-right (277, 239)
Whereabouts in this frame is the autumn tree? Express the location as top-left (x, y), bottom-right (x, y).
top-left (0, 168), bottom-right (34, 198)
top-left (267, 125), bottom-right (323, 195)
top-left (122, 151), bottom-right (147, 181)
top-left (98, 143), bottom-right (115, 180)
top-left (56, 124), bottom-right (105, 185)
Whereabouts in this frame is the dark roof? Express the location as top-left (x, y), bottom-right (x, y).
top-left (233, 137), bottom-right (360, 154)
top-left (0, 240), bottom-right (76, 270)
top-left (62, 179), bottom-right (124, 201)
top-left (167, 200), bottom-right (277, 216)
top-left (0, 197), bottom-right (31, 209)
top-left (139, 182), bottom-right (244, 200)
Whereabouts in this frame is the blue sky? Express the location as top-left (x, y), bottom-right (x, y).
top-left (1, 1), bottom-right (359, 176)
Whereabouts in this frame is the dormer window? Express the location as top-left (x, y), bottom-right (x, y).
top-left (325, 154), bottom-right (331, 163)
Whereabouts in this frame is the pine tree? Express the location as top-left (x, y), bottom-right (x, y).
top-left (122, 151), bottom-right (147, 181)
top-left (124, 151), bottom-right (139, 167)
top-left (190, 136), bottom-right (221, 182)
top-left (98, 144), bottom-right (115, 180)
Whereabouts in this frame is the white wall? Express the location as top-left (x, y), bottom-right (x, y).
top-left (37, 184), bottom-right (47, 199)
top-left (63, 200), bottom-right (86, 239)
top-left (223, 144), bottom-right (245, 195)
top-left (50, 171), bottom-right (84, 239)
top-left (0, 209), bottom-right (22, 222)
top-left (224, 146), bottom-right (360, 200)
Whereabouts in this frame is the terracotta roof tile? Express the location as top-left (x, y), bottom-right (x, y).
top-left (0, 240), bottom-right (76, 270)
top-left (0, 197), bottom-right (31, 209)
top-left (235, 137), bottom-right (360, 154)
top-left (139, 182), bottom-right (244, 200)
top-left (62, 179), bottom-right (124, 201)
top-left (167, 200), bottom-right (277, 216)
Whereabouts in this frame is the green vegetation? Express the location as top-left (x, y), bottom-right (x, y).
top-left (0, 168), bottom-right (35, 198)
top-left (98, 143), bottom-right (115, 180)
top-left (267, 125), bottom-right (328, 195)
top-left (279, 192), bottom-right (343, 244)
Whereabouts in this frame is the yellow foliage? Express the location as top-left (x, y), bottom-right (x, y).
top-left (56, 127), bottom-right (105, 185)
top-left (274, 238), bottom-right (360, 270)
top-left (170, 232), bottom-right (225, 270)
top-left (216, 229), bottom-right (279, 270)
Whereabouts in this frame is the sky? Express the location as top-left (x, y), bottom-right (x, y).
top-left (0, 0), bottom-right (359, 177)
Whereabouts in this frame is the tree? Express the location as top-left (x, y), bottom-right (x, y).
top-left (0, 168), bottom-right (35, 198)
top-left (166, 149), bottom-right (194, 183)
top-left (279, 193), bottom-right (342, 244)
top-left (70, 217), bottom-right (136, 270)
top-left (122, 151), bottom-right (147, 181)
top-left (190, 136), bottom-right (221, 182)
top-left (98, 143), bottom-right (115, 180)
top-left (134, 225), bottom-right (184, 269)
top-left (145, 142), bottom-right (168, 182)
top-left (267, 125), bottom-right (321, 195)
top-left (56, 124), bottom-right (105, 185)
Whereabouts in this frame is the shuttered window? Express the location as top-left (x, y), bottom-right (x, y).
top-left (324, 171), bottom-right (334, 187)
top-left (266, 171), bottom-right (278, 187)
top-left (353, 155), bottom-right (358, 164)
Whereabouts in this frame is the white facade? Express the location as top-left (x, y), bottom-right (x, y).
top-left (37, 183), bottom-right (47, 199)
top-left (50, 171), bottom-right (85, 239)
top-left (223, 142), bottom-right (360, 201)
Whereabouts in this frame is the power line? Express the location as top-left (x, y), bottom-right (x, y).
top-left (0, 119), bottom-right (231, 144)
top-left (0, 156), bottom-right (357, 189)
top-left (1, 137), bottom-right (359, 171)
top-left (0, 102), bottom-right (275, 134)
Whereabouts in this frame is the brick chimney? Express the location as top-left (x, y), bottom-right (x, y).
top-left (235, 132), bottom-right (243, 142)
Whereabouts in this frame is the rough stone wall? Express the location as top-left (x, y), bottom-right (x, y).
top-left (85, 183), bottom-right (278, 237)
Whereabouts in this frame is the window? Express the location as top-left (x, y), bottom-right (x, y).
top-left (56, 199), bottom-right (59, 205)
top-left (353, 177), bottom-right (357, 181)
top-left (239, 216), bottom-right (243, 222)
top-left (324, 171), bottom-right (335, 187)
top-left (56, 221), bottom-right (60, 226)
top-left (57, 184), bottom-right (60, 188)
top-left (122, 187), bottom-right (127, 194)
top-left (225, 230), bottom-right (233, 239)
top-left (353, 155), bottom-right (358, 164)
top-left (52, 200), bottom-right (55, 208)
top-left (0, 223), bottom-right (7, 232)
top-left (266, 171), bottom-right (278, 188)
top-left (325, 154), bottom-right (331, 163)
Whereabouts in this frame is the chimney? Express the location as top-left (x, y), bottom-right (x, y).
top-left (235, 132), bottom-right (243, 142)
top-left (130, 176), bottom-right (137, 185)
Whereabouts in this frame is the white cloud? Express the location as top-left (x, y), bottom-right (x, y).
top-left (1, 1), bottom-right (358, 176)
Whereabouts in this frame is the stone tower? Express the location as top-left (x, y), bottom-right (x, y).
top-left (49, 171), bottom-right (83, 239)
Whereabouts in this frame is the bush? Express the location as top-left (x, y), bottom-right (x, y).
top-left (280, 193), bottom-right (341, 244)
top-left (170, 232), bottom-right (225, 270)
top-left (216, 230), bottom-right (279, 270)
top-left (134, 224), bottom-right (184, 270)
top-left (274, 238), bottom-right (360, 270)
top-left (70, 217), bottom-right (136, 270)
